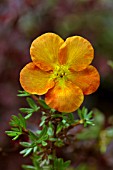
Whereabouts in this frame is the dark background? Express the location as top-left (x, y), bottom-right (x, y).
top-left (0, 0), bottom-right (113, 169)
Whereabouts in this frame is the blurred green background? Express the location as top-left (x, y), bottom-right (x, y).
top-left (0, 0), bottom-right (113, 169)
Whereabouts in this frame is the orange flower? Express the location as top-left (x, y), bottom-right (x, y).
top-left (20, 33), bottom-right (100, 113)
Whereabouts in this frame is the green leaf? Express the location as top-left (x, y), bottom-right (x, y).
top-left (20, 148), bottom-right (33, 157)
top-left (9, 114), bottom-right (26, 129)
top-left (40, 159), bottom-right (47, 167)
top-left (9, 115), bottom-right (20, 126)
top-left (20, 142), bottom-right (32, 147)
top-left (56, 123), bottom-right (63, 134)
top-left (50, 108), bottom-right (56, 113)
top-left (49, 138), bottom-right (57, 142)
top-left (38, 126), bottom-right (48, 139)
top-left (36, 130), bottom-right (41, 135)
top-left (77, 107), bottom-right (94, 127)
top-left (13, 135), bottom-right (20, 140)
top-left (68, 113), bottom-right (75, 123)
top-left (22, 165), bottom-right (35, 170)
top-left (42, 141), bottom-right (47, 146)
top-left (64, 160), bottom-right (71, 168)
top-left (47, 122), bottom-right (54, 136)
top-left (32, 155), bottom-right (41, 168)
top-left (38, 99), bottom-right (50, 109)
top-left (33, 146), bottom-right (38, 153)
top-left (53, 158), bottom-right (70, 170)
top-left (6, 130), bottom-right (22, 140)
top-left (87, 111), bottom-right (93, 119)
top-left (26, 97), bottom-right (39, 111)
top-left (47, 127), bottom-right (54, 136)
top-left (17, 90), bottom-right (31, 97)
top-left (40, 116), bottom-right (47, 127)
top-left (25, 113), bottom-right (33, 119)
top-left (54, 139), bottom-right (64, 147)
top-left (37, 126), bottom-right (48, 143)
top-left (18, 113), bottom-right (26, 129)
top-left (42, 165), bottom-right (52, 170)
top-left (29, 131), bottom-right (38, 141)
top-left (11, 127), bottom-right (21, 132)
top-left (19, 108), bottom-right (34, 113)
top-left (62, 119), bottom-right (66, 124)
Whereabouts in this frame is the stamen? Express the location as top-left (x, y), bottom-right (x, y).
top-left (53, 65), bottom-right (69, 79)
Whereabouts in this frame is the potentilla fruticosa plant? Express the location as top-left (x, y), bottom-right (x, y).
top-left (7, 33), bottom-right (100, 170)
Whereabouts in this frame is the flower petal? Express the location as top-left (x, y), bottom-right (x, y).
top-left (59, 36), bottom-right (94, 71)
top-left (45, 80), bottom-right (84, 113)
top-left (30, 33), bottom-right (64, 71)
top-left (68, 65), bottom-right (100, 95)
top-left (20, 62), bottom-right (55, 95)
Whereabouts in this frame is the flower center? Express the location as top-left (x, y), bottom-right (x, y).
top-left (53, 65), bottom-right (69, 80)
